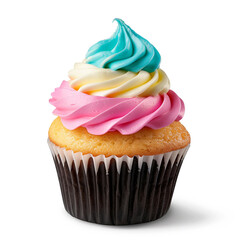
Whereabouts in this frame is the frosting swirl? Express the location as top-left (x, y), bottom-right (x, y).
top-left (50, 81), bottom-right (184, 135)
top-left (85, 18), bottom-right (161, 73)
top-left (50, 19), bottom-right (186, 135)
top-left (69, 63), bottom-right (170, 97)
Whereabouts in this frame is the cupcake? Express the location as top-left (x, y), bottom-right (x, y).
top-left (48, 19), bottom-right (190, 225)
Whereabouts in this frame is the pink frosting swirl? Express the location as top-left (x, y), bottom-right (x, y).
top-left (50, 81), bottom-right (185, 135)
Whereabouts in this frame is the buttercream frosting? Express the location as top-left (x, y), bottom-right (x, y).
top-left (68, 63), bottom-right (170, 97)
top-left (85, 18), bottom-right (161, 73)
top-left (50, 19), bottom-right (185, 135)
top-left (50, 81), bottom-right (184, 135)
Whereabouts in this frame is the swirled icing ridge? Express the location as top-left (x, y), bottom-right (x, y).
top-left (69, 63), bottom-right (170, 97)
top-left (50, 81), bottom-right (185, 135)
top-left (85, 18), bottom-right (161, 73)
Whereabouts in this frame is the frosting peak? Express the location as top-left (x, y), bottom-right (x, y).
top-left (85, 19), bottom-right (161, 73)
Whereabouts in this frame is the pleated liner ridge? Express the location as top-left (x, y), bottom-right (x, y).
top-left (48, 139), bottom-right (189, 225)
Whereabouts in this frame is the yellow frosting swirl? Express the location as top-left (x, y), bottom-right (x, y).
top-left (69, 63), bottom-right (170, 98)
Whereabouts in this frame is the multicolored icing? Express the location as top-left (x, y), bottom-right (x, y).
top-left (50, 19), bottom-right (185, 135)
top-left (86, 19), bottom-right (160, 73)
top-left (50, 81), bottom-right (184, 135)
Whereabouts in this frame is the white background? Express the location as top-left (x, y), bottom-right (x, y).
top-left (0, 0), bottom-right (239, 239)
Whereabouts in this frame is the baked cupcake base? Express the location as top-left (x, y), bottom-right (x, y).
top-left (48, 139), bottom-right (189, 225)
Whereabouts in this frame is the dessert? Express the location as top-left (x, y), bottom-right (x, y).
top-left (48, 19), bottom-right (190, 225)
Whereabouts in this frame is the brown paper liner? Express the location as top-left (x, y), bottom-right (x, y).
top-left (48, 139), bottom-right (189, 225)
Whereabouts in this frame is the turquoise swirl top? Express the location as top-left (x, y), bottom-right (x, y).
top-left (85, 19), bottom-right (161, 73)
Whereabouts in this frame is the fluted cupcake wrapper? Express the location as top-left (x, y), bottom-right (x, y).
top-left (48, 139), bottom-right (189, 225)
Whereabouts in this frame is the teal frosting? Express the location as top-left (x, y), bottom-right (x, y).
top-left (85, 19), bottom-right (161, 73)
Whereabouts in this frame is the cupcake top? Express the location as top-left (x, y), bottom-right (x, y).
top-left (49, 117), bottom-right (190, 157)
top-left (50, 19), bottom-right (185, 135)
